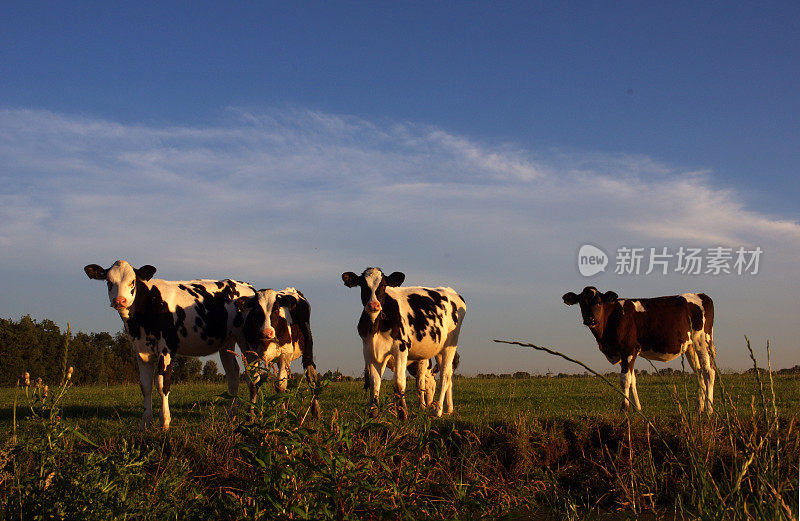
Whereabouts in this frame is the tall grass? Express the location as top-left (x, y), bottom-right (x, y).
top-left (3, 338), bottom-right (797, 519)
top-left (495, 337), bottom-right (799, 520)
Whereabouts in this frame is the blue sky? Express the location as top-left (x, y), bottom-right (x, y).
top-left (1, 2), bottom-right (798, 374)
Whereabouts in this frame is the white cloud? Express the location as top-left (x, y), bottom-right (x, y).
top-left (0, 107), bottom-right (797, 372)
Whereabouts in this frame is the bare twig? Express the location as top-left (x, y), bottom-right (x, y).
top-left (493, 339), bottom-right (663, 438)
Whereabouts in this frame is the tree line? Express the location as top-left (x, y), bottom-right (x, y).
top-left (0, 315), bottom-right (221, 386)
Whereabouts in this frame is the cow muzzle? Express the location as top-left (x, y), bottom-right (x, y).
top-left (366, 301), bottom-right (381, 313)
top-left (111, 297), bottom-right (127, 310)
top-left (261, 327), bottom-right (275, 340)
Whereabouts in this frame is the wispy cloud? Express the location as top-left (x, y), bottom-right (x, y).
top-left (1, 107), bottom-right (797, 371)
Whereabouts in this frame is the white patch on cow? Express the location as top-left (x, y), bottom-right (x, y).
top-left (681, 293), bottom-right (704, 309)
top-left (105, 260), bottom-right (138, 319)
top-left (161, 352), bottom-right (171, 372)
top-left (255, 289), bottom-right (279, 331)
top-left (620, 371), bottom-right (632, 396)
top-left (640, 349), bottom-right (680, 362)
top-left (278, 287), bottom-right (303, 325)
top-left (681, 330), bottom-right (694, 353)
top-left (632, 300), bottom-right (645, 312)
top-left (363, 268), bottom-right (384, 314)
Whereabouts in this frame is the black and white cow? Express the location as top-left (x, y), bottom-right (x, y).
top-left (234, 287), bottom-right (321, 418)
top-left (385, 357), bottom-right (436, 409)
top-left (342, 268), bottom-right (466, 419)
top-left (85, 260), bottom-right (255, 430)
top-left (563, 286), bottom-right (716, 413)
top-left (383, 354), bottom-right (461, 409)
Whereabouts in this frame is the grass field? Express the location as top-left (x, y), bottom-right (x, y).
top-left (2, 366), bottom-right (798, 520)
top-left (2, 371), bottom-right (799, 436)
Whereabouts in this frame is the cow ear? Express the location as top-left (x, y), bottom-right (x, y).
top-left (562, 292), bottom-right (579, 305)
top-left (342, 272), bottom-right (359, 288)
top-left (135, 265), bottom-right (157, 281)
top-left (84, 264), bottom-right (107, 280)
top-left (234, 296), bottom-right (251, 313)
top-left (602, 291), bottom-right (619, 303)
top-left (386, 272), bottom-right (405, 287)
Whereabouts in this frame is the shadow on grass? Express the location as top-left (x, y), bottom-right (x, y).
top-left (0, 397), bottom-right (222, 423)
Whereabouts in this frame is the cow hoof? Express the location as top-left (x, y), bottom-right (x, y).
top-left (306, 366), bottom-right (318, 382)
top-left (312, 400), bottom-right (322, 419)
top-left (431, 405), bottom-right (443, 418)
top-left (397, 407), bottom-right (408, 422)
top-left (369, 406), bottom-right (379, 419)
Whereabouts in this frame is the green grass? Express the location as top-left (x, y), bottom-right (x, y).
top-left (3, 369), bottom-right (798, 520)
top-left (2, 372), bottom-right (798, 438)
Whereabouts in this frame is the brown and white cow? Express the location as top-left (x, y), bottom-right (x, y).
top-left (234, 287), bottom-right (321, 418)
top-left (85, 260), bottom-right (255, 430)
top-left (562, 286), bottom-right (716, 413)
top-left (342, 267), bottom-right (466, 419)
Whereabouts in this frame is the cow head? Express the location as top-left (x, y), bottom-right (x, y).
top-left (342, 267), bottom-right (405, 317)
top-left (84, 260), bottom-right (156, 320)
top-left (562, 286), bottom-right (618, 329)
top-left (235, 289), bottom-right (293, 356)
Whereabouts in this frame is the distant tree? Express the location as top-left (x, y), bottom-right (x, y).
top-left (202, 360), bottom-right (219, 380)
top-left (173, 356), bottom-right (203, 382)
top-left (513, 371), bottom-right (531, 379)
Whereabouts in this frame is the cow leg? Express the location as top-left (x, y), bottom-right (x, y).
top-left (137, 355), bottom-right (155, 431)
top-left (434, 349), bottom-right (456, 417)
top-left (704, 347), bottom-right (715, 414)
top-left (393, 345), bottom-right (409, 421)
top-left (275, 356), bottom-right (289, 393)
top-left (697, 337), bottom-right (716, 415)
top-left (684, 344), bottom-right (706, 414)
top-left (628, 358), bottom-right (641, 411)
top-left (366, 362), bottom-right (383, 418)
top-left (156, 352), bottom-right (173, 431)
top-left (426, 361), bottom-right (438, 408)
top-left (413, 361), bottom-right (429, 408)
top-left (219, 348), bottom-right (241, 418)
top-left (423, 372), bottom-right (435, 409)
top-left (619, 355), bottom-right (639, 412)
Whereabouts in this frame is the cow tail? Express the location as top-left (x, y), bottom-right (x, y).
top-left (363, 367), bottom-right (370, 391)
top-left (452, 352), bottom-right (460, 371)
top-left (299, 322), bottom-right (315, 370)
top-left (290, 299), bottom-right (315, 370)
top-left (700, 293), bottom-right (716, 359)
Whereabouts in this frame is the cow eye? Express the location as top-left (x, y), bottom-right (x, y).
top-left (106, 281), bottom-right (112, 290)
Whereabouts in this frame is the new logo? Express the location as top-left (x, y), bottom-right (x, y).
top-left (578, 244), bottom-right (608, 277)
